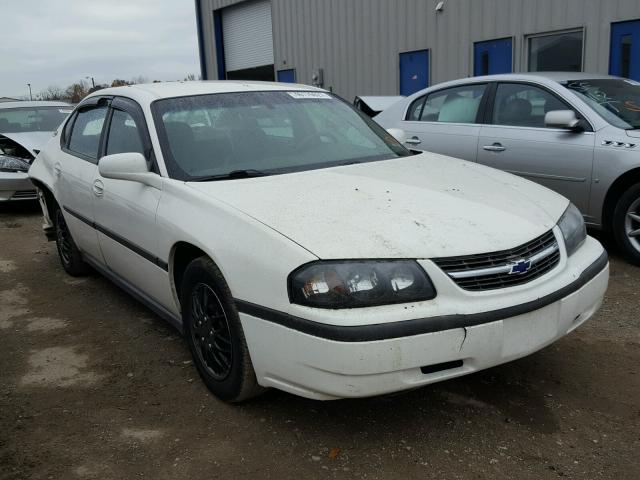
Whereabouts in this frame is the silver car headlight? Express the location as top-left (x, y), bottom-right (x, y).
top-left (288, 260), bottom-right (436, 308)
top-left (557, 203), bottom-right (587, 256)
top-left (0, 155), bottom-right (30, 172)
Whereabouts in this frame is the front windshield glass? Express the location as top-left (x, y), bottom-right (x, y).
top-left (562, 78), bottom-right (640, 129)
top-left (153, 91), bottom-right (410, 180)
top-left (0, 106), bottom-right (72, 133)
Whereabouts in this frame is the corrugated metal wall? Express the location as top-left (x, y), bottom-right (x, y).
top-left (197, 0), bottom-right (640, 101)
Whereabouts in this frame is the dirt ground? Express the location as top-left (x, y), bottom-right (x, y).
top-left (1, 202), bottom-right (639, 480)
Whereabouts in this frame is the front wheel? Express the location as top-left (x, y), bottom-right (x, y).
top-left (613, 183), bottom-right (640, 265)
top-left (54, 208), bottom-right (90, 276)
top-left (181, 256), bottom-right (263, 402)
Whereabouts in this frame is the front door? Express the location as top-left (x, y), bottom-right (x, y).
top-left (474, 38), bottom-right (513, 76)
top-left (56, 103), bottom-right (109, 264)
top-left (477, 82), bottom-right (595, 213)
top-left (610, 20), bottom-right (640, 81)
top-left (92, 98), bottom-right (170, 309)
top-left (399, 50), bottom-right (429, 96)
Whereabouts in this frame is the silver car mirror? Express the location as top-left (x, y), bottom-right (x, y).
top-left (545, 110), bottom-right (582, 131)
top-left (98, 152), bottom-right (162, 190)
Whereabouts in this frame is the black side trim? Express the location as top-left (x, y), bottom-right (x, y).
top-left (63, 206), bottom-right (168, 271)
top-left (83, 253), bottom-right (182, 334)
top-left (235, 251), bottom-right (608, 342)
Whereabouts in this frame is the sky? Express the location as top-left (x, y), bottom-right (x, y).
top-left (1, 0), bottom-right (200, 98)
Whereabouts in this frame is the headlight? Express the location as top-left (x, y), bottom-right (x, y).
top-left (0, 155), bottom-right (30, 172)
top-left (288, 260), bottom-right (436, 308)
top-left (557, 203), bottom-right (587, 256)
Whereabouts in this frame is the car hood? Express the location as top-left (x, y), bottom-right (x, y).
top-left (187, 153), bottom-right (568, 259)
top-left (0, 132), bottom-right (53, 157)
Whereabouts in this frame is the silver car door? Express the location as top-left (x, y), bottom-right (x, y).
top-left (399, 83), bottom-right (488, 161)
top-left (477, 82), bottom-right (596, 213)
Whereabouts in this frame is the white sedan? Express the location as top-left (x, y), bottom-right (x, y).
top-left (29, 81), bottom-right (609, 402)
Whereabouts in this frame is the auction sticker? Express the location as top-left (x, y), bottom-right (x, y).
top-left (287, 92), bottom-right (331, 99)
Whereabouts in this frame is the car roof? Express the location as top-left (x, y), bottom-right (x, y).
top-left (0, 100), bottom-right (71, 110)
top-left (88, 80), bottom-right (325, 103)
top-left (469, 72), bottom-right (620, 83)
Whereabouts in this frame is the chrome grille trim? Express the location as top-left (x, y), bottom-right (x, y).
top-left (10, 189), bottom-right (38, 200)
top-left (432, 230), bottom-right (561, 291)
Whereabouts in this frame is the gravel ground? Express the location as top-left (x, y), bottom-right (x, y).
top-left (1, 202), bottom-right (639, 480)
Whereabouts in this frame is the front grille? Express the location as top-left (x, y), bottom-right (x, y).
top-left (432, 230), bottom-right (560, 291)
top-left (11, 189), bottom-right (38, 200)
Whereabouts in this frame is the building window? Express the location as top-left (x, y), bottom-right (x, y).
top-left (528, 30), bottom-right (584, 72)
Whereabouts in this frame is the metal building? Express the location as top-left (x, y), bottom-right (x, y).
top-left (195, 0), bottom-right (640, 101)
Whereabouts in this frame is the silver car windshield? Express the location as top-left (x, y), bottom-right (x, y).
top-left (0, 107), bottom-right (71, 133)
top-left (563, 79), bottom-right (640, 130)
top-left (153, 91), bottom-right (410, 181)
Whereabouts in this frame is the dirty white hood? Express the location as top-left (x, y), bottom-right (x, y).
top-left (0, 132), bottom-right (54, 157)
top-left (188, 153), bottom-right (569, 259)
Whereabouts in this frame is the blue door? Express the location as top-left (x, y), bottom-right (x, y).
top-left (277, 69), bottom-right (296, 83)
top-left (474, 38), bottom-right (513, 76)
top-left (610, 20), bottom-right (640, 81)
top-left (399, 50), bottom-right (429, 96)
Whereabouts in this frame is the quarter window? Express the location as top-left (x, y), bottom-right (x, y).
top-left (492, 83), bottom-right (570, 128)
top-left (408, 84), bottom-right (487, 124)
top-left (67, 106), bottom-right (108, 160)
top-left (528, 30), bottom-right (583, 72)
top-left (106, 109), bottom-right (145, 156)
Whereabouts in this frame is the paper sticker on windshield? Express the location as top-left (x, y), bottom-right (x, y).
top-left (624, 79), bottom-right (640, 86)
top-left (58, 109), bottom-right (73, 114)
top-left (287, 92), bottom-right (331, 99)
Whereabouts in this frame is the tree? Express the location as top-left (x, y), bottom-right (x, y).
top-left (38, 86), bottom-right (66, 101)
top-left (111, 79), bottom-right (131, 87)
top-left (65, 81), bottom-right (89, 103)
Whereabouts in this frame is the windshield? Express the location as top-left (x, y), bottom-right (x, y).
top-left (153, 91), bottom-right (409, 180)
top-left (562, 78), bottom-right (640, 129)
top-left (0, 106), bottom-right (71, 133)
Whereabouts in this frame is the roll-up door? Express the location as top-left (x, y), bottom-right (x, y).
top-left (222, 0), bottom-right (275, 80)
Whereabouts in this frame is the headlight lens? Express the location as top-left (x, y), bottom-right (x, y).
top-left (0, 155), bottom-right (30, 172)
top-left (288, 260), bottom-right (436, 308)
top-left (558, 203), bottom-right (587, 256)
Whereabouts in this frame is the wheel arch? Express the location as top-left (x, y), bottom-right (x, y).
top-left (169, 241), bottom-right (209, 310)
top-left (602, 167), bottom-right (640, 232)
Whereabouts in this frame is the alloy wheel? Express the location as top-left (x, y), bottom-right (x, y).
top-left (626, 197), bottom-right (640, 254)
top-left (190, 283), bottom-right (233, 380)
top-left (56, 210), bottom-right (73, 266)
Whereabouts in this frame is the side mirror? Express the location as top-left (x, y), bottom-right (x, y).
top-left (98, 152), bottom-right (162, 189)
top-left (545, 110), bottom-right (583, 131)
top-left (386, 128), bottom-right (406, 144)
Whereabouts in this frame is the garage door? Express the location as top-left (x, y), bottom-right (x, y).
top-left (222, 0), bottom-right (274, 80)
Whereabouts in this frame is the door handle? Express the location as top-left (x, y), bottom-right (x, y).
top-left (405, 136), bottom-right (422, 145)
top-left (53, 163), bottom-right (62, 177)
top-left (483, 143), bottom-right (506, 152)
top-left (92, 180), bottom-right (104, 197)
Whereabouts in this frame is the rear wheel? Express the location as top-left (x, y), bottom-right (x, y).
top-left (54, 208), bottom-right (90, 276)
top-left (613, 183), bottom-right (640, 265)
top-left (181, 256), bottom-right (263, 402)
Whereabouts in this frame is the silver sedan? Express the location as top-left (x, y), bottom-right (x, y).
top-left (375, 73), bottom-right (640, 264)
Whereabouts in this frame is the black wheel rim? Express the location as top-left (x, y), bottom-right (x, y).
top-left (190, 283), bottom-right (233, 380)
top-left (56, 210), bottom-right (72, 266)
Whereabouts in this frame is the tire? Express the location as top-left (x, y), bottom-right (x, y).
top-left (181, 256), bottom-right (264, 402)
top-left (612, 182), bottom-right (640, 266)
top-left (54, 208), bottom-right (90, 276)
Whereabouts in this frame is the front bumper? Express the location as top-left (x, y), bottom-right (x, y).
top-left (239, 238), bottom-right (609, 400)
top-left (0, 172), bottom-right (36, 201)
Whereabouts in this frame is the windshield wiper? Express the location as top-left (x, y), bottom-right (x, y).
top-left (190, 169), bottom-right (270, 182)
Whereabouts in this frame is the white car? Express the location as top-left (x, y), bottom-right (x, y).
top-left (29, 81), bottom-right (609, 402)
top-left (0, 101), bottom-right (72, 201)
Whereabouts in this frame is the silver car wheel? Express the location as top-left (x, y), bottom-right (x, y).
top-left (626, 197), bottom-right (640, 252)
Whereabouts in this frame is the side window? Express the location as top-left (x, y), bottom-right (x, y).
top-left (67, 106), bottom-right (108, 160)
top-left (406, 96), bottom-right (426, 121)
top-left (420, 84), bottom-right (487, 123)
top-left (61, 112), bottom-right (77, 146)
top-left (492, 83), bottom-right (570, 128)
top-left (106, 109), bottom-right (145, 156)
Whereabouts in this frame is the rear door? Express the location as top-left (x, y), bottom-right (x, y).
top-left (56, 99), bottom-right (109, 264)
top-left (477, 82), bottom-right (595, 212)
top-left (92, 97), bottom-right (170, 308)
top-left (398, 83), bottom-right (488, 161)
